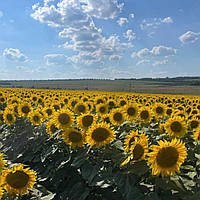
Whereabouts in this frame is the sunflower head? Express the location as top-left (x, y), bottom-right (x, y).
top-left (87, 122), bottom-right (115, 148)
top-left (188, 117), bottom-right (200, 130)
top-left (3, 109), bottom-right (16, 125)
top-left (62, 128), bottom-right (85, 148)
top-left (110, 108), bottom-right (126, 126)
top-left (165, 116), bottom-right (187, 137)
top-left (54, 109), bottom-right (74, 129)
top-left (153, 103), bottom-right (166, 119)
top-left (193, 126), bottom-right (200, 141)
top-left (124, 104), bottom-right (138, 122)
top-left (148, 138), bottom-right (187, 177)
top-left (18, 103), bottom-right (32, 118)
top-left (138, 107), bottom-right (152, 123)
top-left (96, 103), bottom-right (109, 115)
top-left (1, 164), bottom-right (37, 196)
top-left (77, 113), bottom-right (97, 130)
top-left (74, 102), bottom-right (88, 115)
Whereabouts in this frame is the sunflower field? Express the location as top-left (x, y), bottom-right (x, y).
top-left (0, 88), bottom-right (200, 200)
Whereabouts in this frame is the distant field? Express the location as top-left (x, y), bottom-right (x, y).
top-left (0, 77), bottom-right (200, 95)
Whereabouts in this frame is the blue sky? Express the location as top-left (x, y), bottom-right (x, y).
top-left (0, 0), bottom-right (200, 80)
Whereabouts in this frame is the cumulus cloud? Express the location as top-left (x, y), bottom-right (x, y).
top-left (136, 59), bottom-right (150, 65)
top-left (3, 48), bottom-right (27, 62)
top-left (133, 46), bottom-right (177, 58)
top-left (140, 17), bottom-right (173, 30)
top-left (179, 31), bottom-right (200, 44)
top-left (129, 13), bottom-right (134, 19)
top-left (152, 59), bottom-right (168, 66)
top-left (117, 17), bottom-right (128, 26)
top-left (44, 54), bottom-right (68, 66)
top-left (31, 0), bottom-right (129, 65)
top-left (81, 0), bottom-right (124, 19)
top-left (123, 29), bottom-right (136, 41)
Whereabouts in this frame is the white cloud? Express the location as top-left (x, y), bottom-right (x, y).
top-left (136, 59), bottom-right (150, 65)
top-left (129, 13), bottom-right (134, 19)
top-left (133, 46), bottom-right (177, 58)
top-left (152, 59), bottom-right (168, 66)
top-left (117, 17), bottom-right (128, 26)
top-left (31, 0), bottom-right (129, 66)
top-left (3, 48), bottom-right (27, 62)
top-left (161, 17), bottom-right (173, 24)
top-left (151, 46), bottom-right (177, 57)
top-left (179, 31), bottom-right (200, 44)
top-left (44, 54), bottom-right (68, 66)
top-left (0, 11), bottom-right (3, 18)
top-left (32, 3), bottom-right (40, 10)
top-left (123, 29), bottom-right (136, 41)
top-left (81, 0), bottom-right (124, 19)
top-left (140, 17), bottom-right (173, 30)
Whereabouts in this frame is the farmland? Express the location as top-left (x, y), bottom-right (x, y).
top-left (1, 76), bottom-right (200, 95)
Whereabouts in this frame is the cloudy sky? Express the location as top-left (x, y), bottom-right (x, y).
top-left (0, 0), bottom-right (200, 80)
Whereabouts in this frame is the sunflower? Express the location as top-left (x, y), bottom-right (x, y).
top-left (153, 103), bottom-right (166, 119)
top-left (43, 106), bottom-right (55, 118)
top-left (0, 153), bottom-right (7, 173)
top-left (87, 122), bottom-right (115, 148)
top-left (18, 103), bottom-right (32, 118)
top-left (1, 164), bottom-right (37, 196)
top-left (148, 138), bottom-right (187, 177)
top-left (94, 96), bottom-right (105, 105)
top-left (77, 113), bottom-right (97, 130)
top-left (110, 108), bottom-right (126, 126)
top-left (46, 119), bottom-right (59, 136)
top-left (121, 137), bottom-right (148, 167)
top-left (74, 102), bottom-right (88, 115)
top-left (193, 126), bottom-right (200, 141)
top-left (166, 107), bottom-right (173, 117)
top-left (54, 109), bottom-right (74, 129)
top-left (165, 116), bottom-right (187, 137)
top-left (123, 130), bottom-right (148, 152)
top-left (28, 110), bottom-right (44, 126)
top-left (3, 109), bottom-right (16, 125)
top-left (123, 104), bottom-right (138, 122)
top-left (96, 103), bottom-right (109, 115)
top-left (187, 117), bottom-right (200, 131)
top-left (100, 114), bottom-right (111, 124)
top-left (62, 128), bottom-right (85, 148)
top-left (138, 107), bottom-right (153, 123)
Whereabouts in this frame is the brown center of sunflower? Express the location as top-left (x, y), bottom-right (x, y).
top-left (156, 106), bottom-right (163, 114)
top-left (127, 107), bottom-right (136, 116)
top-left (32, 97), bottom-right (37, 101)
top-left (68, 131), bottom-right (82, 143)
top-left (0, 97), bottom-right (5, 102)
top-left (97, 99), bottom-right (103, 104)
top-left (120, 100), bottom-right (126, 106)
top-left (58, 113), bottom-right (70, 125)
top-left (46, 109), bottom-right (52, 116)
top-left (50, 124), bottom-right (58, 133)
top-left (140, 110), bottom-right (149, 120)
top-left (53, 105), bottom-right (59, 111)
top-left (156, 146), bottom-right (179, 168)
top-left (92, 127), bottom-right (110, 142)
top-left (132, 144), bottom-right (144, 160)
top-left (33, 115), bottom-right (39, 122)
top-left (22, 106), bottom-right (30, 114)
top-left (6, 171), bottom-right (29, 189)
top-left (170, 121), bottom-right (182, 132)
top-left (191, 120), bottom-right (199, 129)
top-left (78, 105), bottom-right (86, 113)
top-left (166, 109), bottom-right (172, 115)
top-left (109, 101), bottom-right (115, 107)
top-left (113, 112), bottom-right (122, 122)
top-left (6, 114), bottom-right (13, 122)
top-left (82, 115), bottom-right (93, 127)
top-left (99, 106), bottom-right (106, 113)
